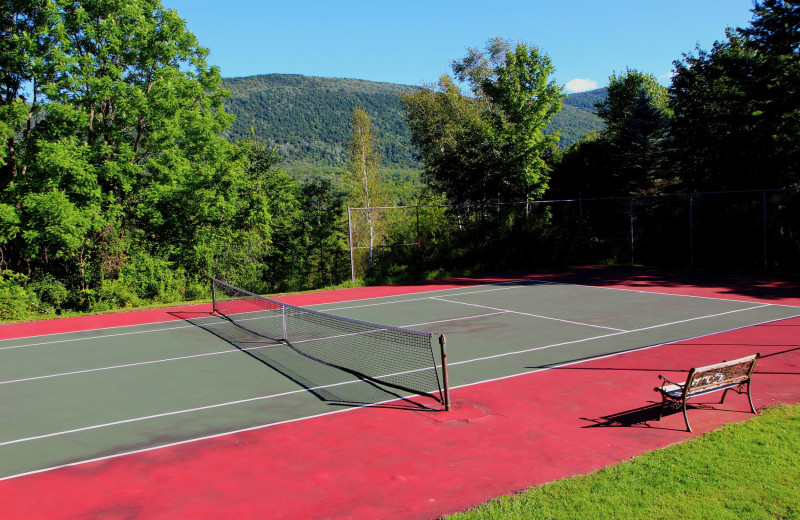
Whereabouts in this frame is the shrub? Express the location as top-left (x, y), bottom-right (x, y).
top-left (0, 271), bottom-right (42, 321)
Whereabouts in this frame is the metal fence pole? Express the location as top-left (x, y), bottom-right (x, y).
top-left (416, 206), bottom-right (422, 276)
top-left (475, 208), bottom-right (481, 269)
top-left (689, 194), bottom-right (694, 268)
top-left (347, 206), bottom-right (355, 282)
top-left (629, 197), bottom-right (635, 265)
top-left (762, 190), bottom-right (768, 270)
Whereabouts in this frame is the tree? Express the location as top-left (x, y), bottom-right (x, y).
top-left (670, 0), bottom-right (799, 191)
top-left (402, 38), bottom-right (564, 203)
top-left (346, 107), bottom-right (387, 271)
top-left (297, 177), bottom-right (348, 288)
top-left (548, 131), bottom-right (615, 198)
top-left (551, 69), bottom-right (672, 197)
top-left (596, 69), bottom-right (670, 138)
top-left (0, 0), bottom-right (235, 307)
top-left (609, 87), bottom-right (673, 195)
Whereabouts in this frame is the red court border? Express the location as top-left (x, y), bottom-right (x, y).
top-left (2, 266), bottom-right (799, 519)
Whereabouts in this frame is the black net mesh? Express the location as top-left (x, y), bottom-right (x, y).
top-left (211, 279), bottom-right (445, 407)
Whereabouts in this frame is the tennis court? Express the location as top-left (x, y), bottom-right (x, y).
top-left (1, 267), bottom-right (799, 518)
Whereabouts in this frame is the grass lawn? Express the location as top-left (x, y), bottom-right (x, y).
top-left (446, 403), bottom-right (800, 520)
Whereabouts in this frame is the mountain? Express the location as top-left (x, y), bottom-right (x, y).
top-left (550, 88), bottom-right (607, 145)
top-left (222, 74), bottom-right (605, 173)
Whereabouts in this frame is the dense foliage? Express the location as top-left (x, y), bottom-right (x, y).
top-left (0, 0), bottom-right (348, 319)
top-left (550, 70), bottom-right (673, 198)
top-left (552, 0), bottom-right (799, 198)
top-left (670, 0), bottom-right (799, 191)
top-left (362, 3), bottom-right (800, 279)
top-left (401, 38), bottom-right (565, 203)
top-left (222, 74), bottom-right (604, 177)
top-left (223, 75), bottom-right (419, 171)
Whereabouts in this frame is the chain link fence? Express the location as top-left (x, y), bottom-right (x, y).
top-left (347, 189), bottom-right (800, 281)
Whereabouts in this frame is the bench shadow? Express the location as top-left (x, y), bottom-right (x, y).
top-left (580, 401), bottom-right (756, 430)
top-left (581, 403), bottom-right (670, 429)
top-left (169, 311), bottom-right (442, 412)
top-left (533, 355), bottom-right (791, 430)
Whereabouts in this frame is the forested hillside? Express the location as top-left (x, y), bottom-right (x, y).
top-left (222, 74), bottom-right (604, 171)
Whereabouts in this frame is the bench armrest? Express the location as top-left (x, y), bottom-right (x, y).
top-left (657, 374), bottom-right (682, 388)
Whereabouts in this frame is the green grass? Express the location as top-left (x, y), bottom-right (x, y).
top-left (446, 403), bottom-right (800, 520)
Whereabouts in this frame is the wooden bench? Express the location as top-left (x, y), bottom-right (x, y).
top-left (654, 353), bottom-right (760, 432)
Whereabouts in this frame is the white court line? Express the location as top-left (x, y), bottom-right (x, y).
top-left (430, 297), bottom-right (628, 332)
top-left (0, 346), bottom-right (263, 386)
top-left (523, 277), bottom-right (800, 309)
top-left (0, 302), bottom-right (774, 447)
top-left (0, 383), bottom-right (338, 448)
top-left (2, 306), bottom-right (797, 482)
top-left (7, 274), bottom-right (791, 347)
top-left (447, 303), bottom-right (773, 367)
top-left (0, 284), bottom-right (528, 351)
top-left (316, 283), bottom-right (532, 313)
top-left (0, 311), bottom-right (507, 386)
top-left (0, 322), bottom-right (201, 351)
top-left (2, 280), bottom-right (524, 343)
top-left (0, 359), bottom-right (442, 449)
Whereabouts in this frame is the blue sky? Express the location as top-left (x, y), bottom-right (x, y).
top-left (162, 0), bottom-right (757, 92)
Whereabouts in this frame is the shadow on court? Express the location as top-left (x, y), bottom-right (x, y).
top-left (374, 265), bottom-right (800, 305)
top-left (169, 311), bottom-right (442, 412)
top-left (580, 403), bottom-right (670, 429)
top-left (578, 401), bottom-right (753, 430)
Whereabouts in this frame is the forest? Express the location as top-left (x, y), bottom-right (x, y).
top-left (221, 73), bottom-right (605, 174)
top-left (0, 0), bottom-right (797, 321)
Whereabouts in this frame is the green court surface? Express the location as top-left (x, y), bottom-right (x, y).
top-left (2, 279), bottom-right (798, 479)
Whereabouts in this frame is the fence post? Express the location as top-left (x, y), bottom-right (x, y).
top-left (689, 194), bottom-right (694, 268)
top-left (629, 197), bottom-right (635, 265)
top-left (416, 205), bottom-right (422, 276)
top-left (475, 207), bottom-right (481, 269)
top-left (578, 197), bottom-right (584, 259)
top-left (347, 206), bottom-right (355, 283)
top-left (762, 190), bottom-right (768, 270)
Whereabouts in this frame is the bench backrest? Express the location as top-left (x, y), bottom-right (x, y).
top-left (684, 353), bottom-right (760, 397)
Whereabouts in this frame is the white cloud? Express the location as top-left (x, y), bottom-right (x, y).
top-left (564, 78), bottom-right (599, 93)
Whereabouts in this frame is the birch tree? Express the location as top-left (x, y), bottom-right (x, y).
top-left (347, 107), bottom-right (386, 272)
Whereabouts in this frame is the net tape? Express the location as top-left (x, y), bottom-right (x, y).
top-left (211, 279), bottom-right (444, 405)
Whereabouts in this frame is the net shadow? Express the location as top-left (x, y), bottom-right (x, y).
top-left (170, 311), bottom-right (442, 411)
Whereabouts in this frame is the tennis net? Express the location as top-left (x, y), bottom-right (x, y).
top-left (211, 278), bottom-right (446, 407)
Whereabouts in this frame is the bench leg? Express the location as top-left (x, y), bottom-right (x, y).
top-left (746, 381), bottom-right (756, 414)
top-left (682, 400), bottom-right (692, 433)
top-left (721, 382), bottom-right (757, 414)
top-left (657, 395), bottom-right (668, 421)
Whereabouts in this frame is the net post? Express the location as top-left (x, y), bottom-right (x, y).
top-left (281, 305), bottom-right (288, 342)
top-left (439, 334), bottom-right (451, 411)
top-left (210, 278), bottom-right (216, 314)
